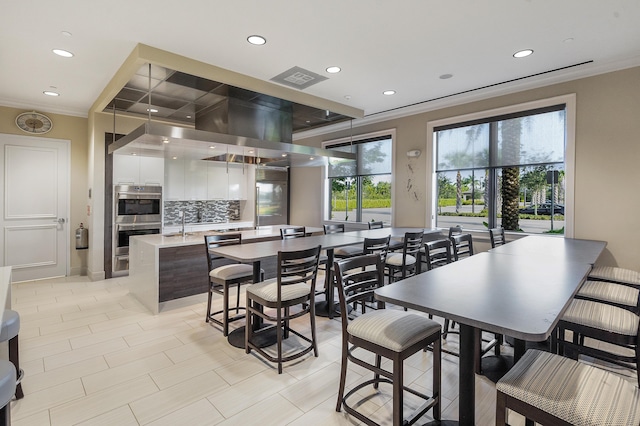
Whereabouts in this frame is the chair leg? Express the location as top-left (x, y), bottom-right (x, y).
top-left (373, 355), bottom-right (382, 389)
top-left (0, 403), bottom-right (9, 426)
top-left (235, 283), bottom-right (241, 314)
top-left (309, 297), bottom-right (319, 357)
top-left (336, 342), bottom-right (349, 412)
top-left (9, 335), bottom-right (23, 400)
top-left (392, 355), bottom-right (403, 426)
top-left (443, 319), bottom-right (450, 340)
top-left (222, 283), bottom-right (230, 336)
top-left (495, 391), bottom-right (507, 425)
top-left (276, 308), bottom-right (283, 374)
top-left (245, 297), bottom-right (253, 354)
top-left (205, 286), bottom-right (213, 323)
top-left (433, 336), bottom-right (441, 421)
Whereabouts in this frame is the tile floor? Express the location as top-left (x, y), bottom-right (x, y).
top-left (6, 274), bottom-right (635, 425)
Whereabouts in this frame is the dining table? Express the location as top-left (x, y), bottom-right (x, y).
top-left (489, 235), bottom-right (607, 264)
top-left (374, 249), bottom-right (595, 425)
top-left (208, 232), bottom-right (365, 347)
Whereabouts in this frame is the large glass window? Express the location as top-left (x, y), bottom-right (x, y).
top-left (326, 135), bottom-right (393, 224)
top-left (435, 105), bottom-right (566, 234)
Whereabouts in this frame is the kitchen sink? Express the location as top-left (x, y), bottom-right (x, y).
top-left (163, 232), bottom-right (195, 237)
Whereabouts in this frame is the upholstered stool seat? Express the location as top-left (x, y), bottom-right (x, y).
top-left (589, 265), bottom-right (640, 287)
top-left (348, 309), bottom-right (441, 352)
top-left (555, 298), bottom-right (640, 385)
top-left (0, 360), bottom-right (16, 426)
top-left (562, 298), bottom-right (638, 336)
top-left (496, 349), bottom-right (640, 425)
top-left (245, 278), bottom-right (311, 302)
top-left (385, 253), bottom-right (416, 268)
top-left (333, 245), bottom-right (363, 258)
top-left (1, 310), bottom-right (23, 400)
top-left (209, 264), bottom-right (254, 281)
top-left (576, 279), bottom-right (639, 313)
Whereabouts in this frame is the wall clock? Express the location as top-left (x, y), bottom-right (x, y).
top-left (15, 111), bottom-right (53, 134)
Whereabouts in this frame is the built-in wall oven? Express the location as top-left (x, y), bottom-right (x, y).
top-left (113, 185), bottom-right (162, 276)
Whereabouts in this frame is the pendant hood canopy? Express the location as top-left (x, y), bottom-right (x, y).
top-left (107, 62), bottom-right (357, 168)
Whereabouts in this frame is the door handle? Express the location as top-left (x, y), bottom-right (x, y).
top-left (54, 218), bottom-right (66, 224)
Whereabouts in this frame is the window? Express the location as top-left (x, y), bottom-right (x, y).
top-left (433, 101), bottom-right (571, 235)
top-left (325, 134), bottom-right (393, 224)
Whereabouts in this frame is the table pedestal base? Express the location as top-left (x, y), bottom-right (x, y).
top-left (422, 420), bottom-right (459, 425)
top-left (227, 326), bottom-right (278, 349)
top-left (480, 355), bottom-right (514, 383)
top-left (314, 300), bottom-right (352, 318)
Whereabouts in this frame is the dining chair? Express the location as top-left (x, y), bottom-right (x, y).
top-left (554, 298), bottom-right (640, 386)
top-left (496, 349), bottom-right (640, 425)
top-left (245, 245), bottom-right (322, 374)
top-left (588, 265), bottom-right (640, 288)
top-left (420, 239), bottom-right (455, 337)
top-left (368, 221), bottom-right (402, 251)
top-left (385, 231), bottom-right (423, 283)
top-left (574, 279), bottom-right (640, 314)
top-left (368, 221), bottom-right (384, 230)
top-left (363, 235), bottom-right (391, 264)
top-left (0, 310), bottom-right (23, 400)
top-left (448, 225), bottom-right (463, 238)
top-left (280, 226), bottom-right (307, 239)
top-left (333, 254), bottom-right (442, 426)
top-left (450, 233), bottom-right (474, 261)
top-left (489, 227), bottom-right (506, 248)
top-left (323, 224), bottom-right (363, 258)
top-left (204, 234), bottom-right (259, 336)
top-left (0, 359), bottom-right (16, 426)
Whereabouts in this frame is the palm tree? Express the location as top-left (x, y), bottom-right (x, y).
top-left (500, 119), bottom-right (522, 231)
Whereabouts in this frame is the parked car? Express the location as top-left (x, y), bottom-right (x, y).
top-left (519, 203), bottom-right (564, 215)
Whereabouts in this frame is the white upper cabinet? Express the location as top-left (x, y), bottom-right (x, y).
top-left (184, 160), bottom-right (208, 200)
top-left (207, 162), bottom-right (229, 199)
top-left (113, 155), bottom-right (164, 186)
top-left (139, 157), bottom-right (164, 186)
top-left (164, 158), bottom-right (185, 200)
top-left (228, 163), bottom-right (250, 200)
top-left (165, 159), bottom-right (254, 201)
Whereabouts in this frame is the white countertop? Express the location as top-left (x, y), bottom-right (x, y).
top-left (133, 225), bottom-right (323, 248)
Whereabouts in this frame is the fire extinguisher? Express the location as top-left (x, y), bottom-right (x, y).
top-left (76, 223), bottom-right (89, 250)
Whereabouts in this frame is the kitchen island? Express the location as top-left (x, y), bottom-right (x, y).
top-left (128, 225), bottom-right (322, 314)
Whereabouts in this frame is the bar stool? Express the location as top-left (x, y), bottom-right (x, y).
top-left (1, 310), bottom-right (22, 400)
top-left (0, 360), bottom-right (16, 426)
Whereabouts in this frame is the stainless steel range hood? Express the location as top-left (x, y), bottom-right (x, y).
top-left (108, 121), bottom-right (356, 167)
top-left (109, 84), bottom-right (356, 167)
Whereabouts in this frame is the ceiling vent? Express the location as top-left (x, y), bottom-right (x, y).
top-left (270, 66), bottom-right (327, 90)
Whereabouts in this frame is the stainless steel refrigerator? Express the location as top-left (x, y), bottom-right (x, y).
top-left (255, 167), bottom-right (288, 227)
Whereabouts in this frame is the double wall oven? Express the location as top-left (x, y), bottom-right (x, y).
top-left (113, 184), bottom-right (162, 275)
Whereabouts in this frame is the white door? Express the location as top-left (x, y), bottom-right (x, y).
top-left (0, 133), bottom-right (70, 282)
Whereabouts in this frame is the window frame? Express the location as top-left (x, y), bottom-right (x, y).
top-left (323, 129), bottom-right (396, 225)
top-left (426, 94), bottom-right (576, 237)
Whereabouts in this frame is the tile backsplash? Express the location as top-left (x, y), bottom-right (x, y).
top-left (164, 200), bottom-right (240, 225)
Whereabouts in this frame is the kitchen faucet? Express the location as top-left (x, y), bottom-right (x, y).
top-left (180, 211), bottom-right (186, 237)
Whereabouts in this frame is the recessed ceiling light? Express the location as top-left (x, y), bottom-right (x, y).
top-left (162, 139), bottom-right (169, 144)
top-left (563, 37), bottom-right (574, 43)
top-left (326, 66), bottom-right (341, 73)
top-left (172, 156), bottom-right (178, 160)
top-left (513, 49), bottom-right (534, 58)
top-left (43, 91), bottom-right (59, 96)
top-left (146, 108), bottom-right (158, 113)
top-left (186, 115), bottom-right (192, 119)
top-left (439, 73), bottom-right (453, 80)
top-left (248, 150), bottom-right (254, 154)
top-left (344, 95), bottom-right (351, 100)
top-left (132, 153), bottom-right (137, 156)
top-left (61, 31), bottom-right (72, 37)
top-left (52, 49), bottom-right (74, 58)
top-left (209, 146), bottom-right (215, 149)
top-left (383, 90), bottom-right (396, 96)
top-left (281, 153), bottom-right (287, 157)
top-left (247, 35), bottom-right (266, 45)
top-left (309, 157), bottom-right (314, 160)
